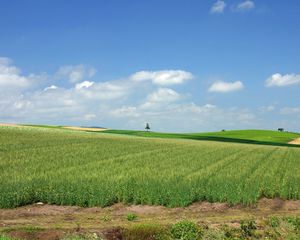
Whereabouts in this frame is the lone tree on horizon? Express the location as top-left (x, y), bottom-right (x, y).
top-left (145, 123), bottom-right (150, 132)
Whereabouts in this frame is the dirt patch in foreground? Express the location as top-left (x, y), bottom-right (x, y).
top-left (1, 198), bottom-right (299, 229)
top-left (1, 198), bottom-right (300, 239)
top-left (289, 137), bottom-right (300, 145)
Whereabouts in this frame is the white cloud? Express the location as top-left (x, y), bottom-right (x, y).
top-left (44, 85), bottom-right (58, 91)
top-left (76, 81), bottom-right (130, 100)
top-left (0, 57), bottom-right (30, 88)
top-left (236, 1), bottom-right (255, 11)
top-left (266, 73), bottom-right (300, 87)
top-left (124, 102), bottom-right (257, 132)
top-left (208, 81), bottom-right (244, 93)
top-left (110, 106), bottom-right (139, 118)
top-left (259, 105), bottom-right (275, 113)
top-left (141, 88), bottom-right (181, 109)
top-left (55, 65), bottom-right (96, 83)
top-left (280, 107), bottom-right (300, 115)
top-left (2, 56), bottom-right (299, 132)
top-left (75, 81), bottom-right (94, 90)
top-left (147, 88), bottom-right (181, 103)
top-left (130, 70), bottom-right (194, 86)
top-left (211, 1), bottom-right (226, 14)
top-left (83, 113), bottom-right (96, 121)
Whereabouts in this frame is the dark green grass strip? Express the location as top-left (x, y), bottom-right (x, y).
top-left (102, 129), bottom-right (300, 148)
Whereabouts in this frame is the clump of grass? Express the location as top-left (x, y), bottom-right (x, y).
top-left (124, 223), bottom-right (170, 240)
top-left (101, 214), bottom-right (112, 222)
top-left (240, 219), bottom-right (257, 237)
top-left (222, 224), bottom-right (240, 239)
top-left (0, 236), bottom-right (17, 240)
top-left (127, 213), bottom-right (138, 221)
top-left (170, 220), bottom-right (203, 240)
top-left (283, 216), bottom-right (300, 231)
top-left (267, 216), bottom-right (280, 228)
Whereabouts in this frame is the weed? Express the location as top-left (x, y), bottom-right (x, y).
top-left (124, 223), bottom-right (170, 240)
top-left (240, 219), bottom-right (257, 237)
top-left (170, 220), bottom-right (203, 240)
top-left (267, 216), bottom-right (280, 228)
top-left (101, 215), bottom-right (112, 222)
top-left (127, 213), bottom-right (138, 221)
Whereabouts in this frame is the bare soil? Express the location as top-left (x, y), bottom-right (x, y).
top-left (1, 198), bottom-right (299, 239)
top-left (63, 126), bottom-right (107, 132)
top-left (0, 123), bottom-right (19, 127)
top-left (289, 137), bottom-right (300, 145)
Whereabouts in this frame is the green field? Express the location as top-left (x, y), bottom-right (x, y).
top-left (0, 126), bottom-right (300, 208)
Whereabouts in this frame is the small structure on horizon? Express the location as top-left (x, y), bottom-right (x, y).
top-left (278, 128), bottom-right (284, 132)
top-left (145, 123), bottom-right (150, 132)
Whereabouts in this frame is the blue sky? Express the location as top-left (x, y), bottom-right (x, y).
top-left (0, 0), bottom-right (299, 132)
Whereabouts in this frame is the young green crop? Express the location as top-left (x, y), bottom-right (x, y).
top-left (0, 126), bottom-right (299, 208)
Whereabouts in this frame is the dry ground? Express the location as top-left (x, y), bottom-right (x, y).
top-left (0, 123), bottom-right (19, 127)
top-left (289, 137), bottom-right (300, 145)
top-left (1, 198), bottom-right (300, 239)
top-left (0, 123), bottom-right (107, 132)
top-left (63, 126), bottom-right (107, 132)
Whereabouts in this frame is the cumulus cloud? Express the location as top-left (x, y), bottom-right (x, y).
top-left (3, 56), bottom-right (297, 132)
top-left (55, 64), bottom-right (96, 83)
top-left (141, 88), bottom-right (181, 109)
top-left (130, 70), bottom-right (194, 86)
top-left (211, 1), bottom-right (226, 14)
top-left (0, 57), bottom-right (31, 88)
top-left (75, 81), bottom-right (130, 100)
top-left (75, 81), bottom-right (94, 90)
top-left (44, 85), bottom-right (58, 91)
top-left (236, 0), bottom-right (255, 11)
top-left (208, 81), bottom-right (244, 93)
top-left (266, 73), bottom-right (300, 87)
top-left (124, 102), bottom-right (257, 132)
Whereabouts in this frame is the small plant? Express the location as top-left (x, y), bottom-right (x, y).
top-left (62, 233), bottom-right (102, 240)
top-left (284, 216), bottom-right (300, 231)
top-left (0, 236), bottom-right (16, 240)
top-left (222, 224), bottom-right (239, 239)
top-left (267, 216), bottom-right (280, 228)
top-left (124, 223), bottom-right (170, 240)
top-left (127, 213), bottom-right (138, 221)
top-left (240, 219), bottom-right (257, 237)
top-left (170, 220), bottom-right (203, 240)
top-left (101, 214), bottom-right (112, 222)
top-left (22, 226), bottom-right (43, 234)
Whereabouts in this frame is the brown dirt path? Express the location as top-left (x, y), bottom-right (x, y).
top-left (289, 137), bottom-right (300, 145)
top-left (0, 123), bottom-right (20, 127)
top-left (63, 126), bottom-right (107, 132)
top-left (1, 198), bottom-right (299, 239)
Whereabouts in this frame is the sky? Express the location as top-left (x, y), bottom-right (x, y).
top-left (0, 0), bottom-right (299, 132)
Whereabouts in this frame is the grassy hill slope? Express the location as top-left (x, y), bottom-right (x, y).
top-left (102, 129), bottom-right (300, 147)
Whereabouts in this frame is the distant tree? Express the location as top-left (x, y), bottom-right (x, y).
top-left (278, 128), bottom-right (284, 132)
top-left (145, 123), bottom-right (150, 132)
